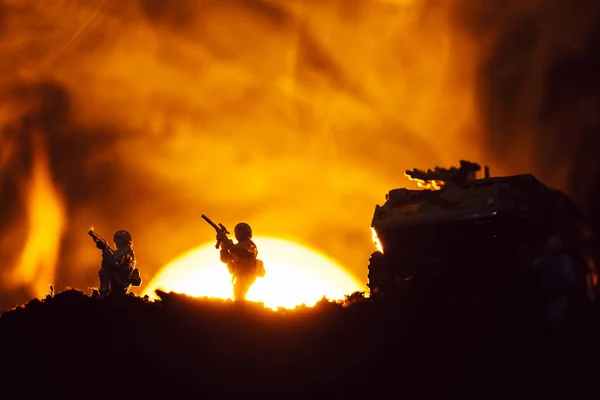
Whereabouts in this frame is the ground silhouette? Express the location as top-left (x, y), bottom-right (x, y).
top-left (0, 289), bottom-right (598, 398)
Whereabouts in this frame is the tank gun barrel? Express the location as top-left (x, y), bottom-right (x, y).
top-left (405, 167), bottom-right (457, 182)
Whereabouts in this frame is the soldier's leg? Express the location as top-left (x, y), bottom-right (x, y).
top-left (113, 269), bottom-right (132, 296)
top-left (233, 279), bottom-right (244, 301)
top-left (98, 268), bottom-right (110, 296)
top-left (236, 276), bottom-right (256, 301)
top-left (239, 282), bottom-right (250, 301)
top-left (245, 276), bottom-right (257, 297)
top-left (111, 277), bottom-right (129, 297)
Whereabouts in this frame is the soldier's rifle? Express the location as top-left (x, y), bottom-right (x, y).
top-left (88, 226), bottom-right (115, 256)
top-left (201, 214), bottom-right (230, 249)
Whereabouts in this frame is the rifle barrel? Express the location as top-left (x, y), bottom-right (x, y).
top-left (201, 214), bottom-right (219, 230)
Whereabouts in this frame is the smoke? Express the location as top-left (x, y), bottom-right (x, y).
top-left (456, 0), bottom-right (600, 187)
top-left (3, 0), bottom-right (597, 309)
top-left (0, 0), bottom-right (485, 308)
top-left (456, 0), bottom-right (600, 246)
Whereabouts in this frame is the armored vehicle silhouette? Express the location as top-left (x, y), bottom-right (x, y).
top-left (368, 161), bottom-right (597, 306)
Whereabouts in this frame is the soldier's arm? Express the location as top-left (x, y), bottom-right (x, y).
top-left (219, 238), bottom-right (238, 264)
top-left (101, 249), bottom-right (116, 269)
top-left (220, 249), bottom-right (232, 264)
top-left (220, 236), bottom-right (234, 250)
top-left (230, 241), bottom-right (258, 259)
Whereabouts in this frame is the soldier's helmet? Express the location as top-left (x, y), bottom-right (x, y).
top-left (234, 223), bottom-right (252, 239)
top-left (114, 230), bottom-right (133, 247)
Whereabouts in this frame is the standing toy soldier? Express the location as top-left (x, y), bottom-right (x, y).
top-left (202, 215), bottom-right (265, 301)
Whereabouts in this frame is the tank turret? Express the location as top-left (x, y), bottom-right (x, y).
top-left (404, 160), bottom-right (483, 189)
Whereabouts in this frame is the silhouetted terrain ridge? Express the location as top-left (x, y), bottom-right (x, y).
top-left (1, 289), bottom-right (599, 398)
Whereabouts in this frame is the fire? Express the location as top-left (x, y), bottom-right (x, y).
top-left (9, 133), bottom-right (66, 298)
top-left (404, 173), bottom-right (445, 191)
top-left (0, 0), bottom-right (490, 306)
top-left (371, 227), bottom-right (384, 253)
top-left (417, 181), bottom-right (445, 191)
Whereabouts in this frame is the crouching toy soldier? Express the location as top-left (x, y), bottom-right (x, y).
top-left (88, 227), bottom-right (142, 298)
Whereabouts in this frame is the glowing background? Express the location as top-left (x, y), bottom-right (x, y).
top-left (0, 0), bottom-right (598, 309)
top-left (143, 237), bottom-right (364, 309)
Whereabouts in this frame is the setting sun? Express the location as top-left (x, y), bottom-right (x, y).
top-left (142, 237), bottom-right (365, 309)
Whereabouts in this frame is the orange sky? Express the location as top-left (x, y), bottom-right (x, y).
top-left (1, 0), bottom-right (597, 303)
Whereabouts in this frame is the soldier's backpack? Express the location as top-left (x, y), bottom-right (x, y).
top-left (256, 259), bottom-right (266, 278)
top-left (129, 268), bottom-right (142, 287)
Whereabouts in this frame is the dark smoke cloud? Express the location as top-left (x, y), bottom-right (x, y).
top-left (542, 14), bottom-right (600, 204)
top-left (457, 1), bottom-right (600, 212)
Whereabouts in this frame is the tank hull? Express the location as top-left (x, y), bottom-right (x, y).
top-left (368, 168), bottom-right (597, 309)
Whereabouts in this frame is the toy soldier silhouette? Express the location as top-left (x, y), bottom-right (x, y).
top-left (88, 227), bottom-right (142, 298)
top-left (202, 215), bottom-right (265, 301)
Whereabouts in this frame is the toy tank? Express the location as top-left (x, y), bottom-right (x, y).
top-left (368, 160), bottom-right (598, 306)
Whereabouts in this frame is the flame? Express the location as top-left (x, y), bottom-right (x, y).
top-left (418, 181), bottom-right (445, 191)
top-left (403, 173), bottom-right (446, 191)
top-left (0, 0), bottom-right (490, 302)
top-left (0, 1), bottom-right (596, 309)
top-left (371, 227), bottom-right (384, 253)
top-left (9, 133), bottom-right (66, 298)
